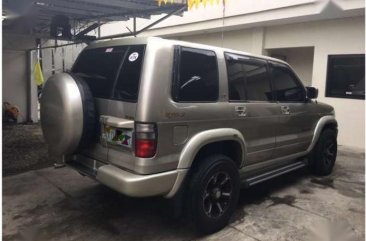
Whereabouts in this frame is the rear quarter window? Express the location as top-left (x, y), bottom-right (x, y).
top-left (172, 46), bottom-right (219, 102)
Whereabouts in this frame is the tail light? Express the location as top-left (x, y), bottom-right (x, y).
top-left (135, 123), bottom-right (157, 158)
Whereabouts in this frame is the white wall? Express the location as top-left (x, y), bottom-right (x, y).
top-left (177, 27), bottom-right (266, 56)
top-left (3, 33), bottom-right (36, 123)
top-left (177, 29), bottom-right (254, 51)
top-left (2, 50), bottom-right (28, 123)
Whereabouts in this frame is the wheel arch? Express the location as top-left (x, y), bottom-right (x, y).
top-left (177, 128), bottom-right (247, 169)
top-left (165, 128), bottom-right (246, 198)
top-left (307, 115), bottom-right (338, 153)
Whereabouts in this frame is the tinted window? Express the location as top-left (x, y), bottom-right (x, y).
top-left (271, 64), bottom-right (305, 102)
top-left (225, 53), bottom-right (272, 101)
top-left (72, 46), bottom-right (128, 99)
top-left (72, 45), bottom-right (145, 102)
top-left (326, 54), bottom-right (365, 99)
top-left (225, 56), bottom-right (247, 101)
top-left (173, 47), bottom-right (218, 102)
top-left (113, 45), bottom-right (146, 102)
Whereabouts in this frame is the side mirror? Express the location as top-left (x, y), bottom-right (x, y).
top-left (306, 87), bottom-right (318, 99)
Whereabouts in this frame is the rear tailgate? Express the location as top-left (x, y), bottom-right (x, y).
top-left (80, 98), bottom-right (137, 170)
top-left (101, 117), bottom-right (135, 171)
top-left (71, 44), bottom-right (146, 169)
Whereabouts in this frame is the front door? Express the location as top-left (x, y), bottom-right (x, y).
top-left (269, 62), bottom-right (317, 158)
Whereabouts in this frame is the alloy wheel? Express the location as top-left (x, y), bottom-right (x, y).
top-left (202, 172), bottom-right (233, 218)
top-left (323, 140), bottom-right (336, 167)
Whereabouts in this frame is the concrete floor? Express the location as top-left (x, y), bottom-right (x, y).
top-left (3, 147), bottom-right (365, 241)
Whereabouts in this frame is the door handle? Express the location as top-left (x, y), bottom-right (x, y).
top-left (235, 106), bottom-right (247, 117)
top-left (281, 105), bottom-right (290, 115)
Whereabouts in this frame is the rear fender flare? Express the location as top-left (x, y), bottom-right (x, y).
top-left (165, 128), bottom-right (246, 198)
top-left (177, 128), bottom-right (247, 169)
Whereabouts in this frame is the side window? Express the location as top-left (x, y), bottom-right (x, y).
top-left (173, 47), bottom-right (219, 102)
top-left (225, 53), bottom-right (272, 101)
top-left (271, 64), bottom-right (306, 102)
top-left (225, 56), bottom-right (246, 101)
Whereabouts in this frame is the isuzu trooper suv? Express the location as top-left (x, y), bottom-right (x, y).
top-left (40, 37), bottom-right (338, 234)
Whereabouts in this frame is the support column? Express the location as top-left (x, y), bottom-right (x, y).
top-left (251, 27), bottom-right (265, 55)
top-left (27, 50), bottom-right (39, 123)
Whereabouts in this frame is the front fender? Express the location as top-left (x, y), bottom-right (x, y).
top-left (307, 115), bottom-right (338, 153)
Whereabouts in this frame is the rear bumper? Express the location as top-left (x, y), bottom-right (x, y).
top-left (97, 165), bottom-right (178, 197)
top-left (66, 155), bottom-right (187, 198)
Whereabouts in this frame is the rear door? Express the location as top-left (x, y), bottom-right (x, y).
top-left (269, 62), bottom-right (317, 158)
top-left (225, 53), bottom-right (279, 165)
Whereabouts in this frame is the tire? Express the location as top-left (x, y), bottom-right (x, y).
top-left (188, 154), bottom-right (240, 234)
top-left (70, 74), bottom-right (97, 152)
top-left (311, 129), bottom-right (337, 176)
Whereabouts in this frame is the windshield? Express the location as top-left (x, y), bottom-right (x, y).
top-left (72, 45), bottom-right (146, 102)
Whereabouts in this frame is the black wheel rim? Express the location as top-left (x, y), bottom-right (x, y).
top-left (202, 172), bottom-right (232, 218)
top-left (323, 139), bottom-right (336, 167)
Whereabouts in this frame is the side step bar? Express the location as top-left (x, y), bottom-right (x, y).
top-left (243, 161), bottom-right (307, 187)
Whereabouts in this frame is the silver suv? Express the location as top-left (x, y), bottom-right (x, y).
top-left (40, 37), bottom-right (338, 234)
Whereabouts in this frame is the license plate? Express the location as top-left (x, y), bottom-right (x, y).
top-left (101, 125), bottom-right (132, 147)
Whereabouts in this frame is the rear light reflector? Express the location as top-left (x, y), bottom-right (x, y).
top-left (135, 123), bottom-right (157, 158)
top-left (135, 139), bottom-right (156, 158)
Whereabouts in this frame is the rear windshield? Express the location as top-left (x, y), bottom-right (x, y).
top-left (72, 45), bottom-right (146, 102)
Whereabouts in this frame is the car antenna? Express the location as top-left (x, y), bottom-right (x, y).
top-left (221, 0), bottom-right (226, 47)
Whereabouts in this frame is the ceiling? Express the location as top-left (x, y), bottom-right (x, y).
top-left (3, 0), bottom-right (187, 38)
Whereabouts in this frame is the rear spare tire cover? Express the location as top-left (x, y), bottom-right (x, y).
top-left (40, 73), bottom-right (96, 155)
